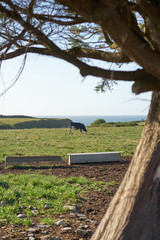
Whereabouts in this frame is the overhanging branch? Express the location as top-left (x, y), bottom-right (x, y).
top-left (1, 44), bottom-right (160, 94)
top-left (1, 0), bottom-right (160, 94)
top-left (57, 0), bottom-right (160, 80)
top-left (0, 47), bottom-right (49, 60)
top-left (33, 14), bottom-right (87, 26)
top-left (66, 47), bottom-right (131, 63)
top-left (0, 46), bottom-right (131, 64)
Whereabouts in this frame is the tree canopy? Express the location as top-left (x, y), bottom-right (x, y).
top-left (0, 0), bottom-right (160, 94)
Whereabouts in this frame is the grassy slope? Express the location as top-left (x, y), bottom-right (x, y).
top-left (0, 118), bottom-right (70, 129)
top-left (0, 125), bottom-right (143, 162)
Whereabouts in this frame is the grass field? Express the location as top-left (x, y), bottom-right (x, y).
top-left (0, 174), bottom-right (114, 225)
top-left (0, 124), bottom-right (144, 162)
top-left (0, 123), bottom-right (144, 226)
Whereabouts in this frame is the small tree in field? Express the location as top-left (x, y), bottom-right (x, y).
top-left (1, 1), bottom-right (160, 239)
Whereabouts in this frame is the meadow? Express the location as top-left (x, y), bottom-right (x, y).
top-left (0, 122), bottom-right (144, 227)
top-left (0, 174), bottom-right (111, 225)
top-left (0, 124), bottom-right (144, 162)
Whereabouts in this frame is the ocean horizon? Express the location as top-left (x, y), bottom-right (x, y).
top-left (36, 115), bottom-right (147, 126)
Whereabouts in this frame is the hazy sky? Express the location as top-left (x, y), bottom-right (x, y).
top-left (0, 54), bottom-right (151, 117)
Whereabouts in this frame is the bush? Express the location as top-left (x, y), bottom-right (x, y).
top-left (90, 119), bottom-right (106, 126)
top-left (90, 120), bottom-right (140, 128)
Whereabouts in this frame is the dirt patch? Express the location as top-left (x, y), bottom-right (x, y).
top-left (0, 156), bottom-right (131, 240)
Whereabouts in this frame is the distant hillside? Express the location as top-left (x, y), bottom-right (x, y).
top-left (0, 115), bottom-right (33, 118)
top-left (0, 117), bottom-right (71, 129)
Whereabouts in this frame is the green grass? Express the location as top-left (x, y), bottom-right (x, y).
top-left (0, 125), bottom-right (144, 162)
top-left (0, 174), bottom-right (115, 225)
top-left (0, 124), bottom-right (144, 226)
top-left (0, 118), bottom-right (38, 125)
top-left (0, 117), bottom-right (70, 129)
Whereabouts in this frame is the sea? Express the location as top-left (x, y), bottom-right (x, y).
top-left (36, 115), bottom-right (147, 127)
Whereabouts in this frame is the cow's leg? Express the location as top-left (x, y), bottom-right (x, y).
top-left (69, 126), bottom-right (73, 134)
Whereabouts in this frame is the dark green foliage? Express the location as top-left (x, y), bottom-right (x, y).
top-left (90, 119), bottom-right (106, 126)
top-left (105, 121), bottom-right (139, 127)
top-left (91, 120), bottom-right (143, 127)
top-left (95, 78), bottom-right (118, 93)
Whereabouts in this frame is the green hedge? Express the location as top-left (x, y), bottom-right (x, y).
top-left (90, 119), bottom-right (143, 127)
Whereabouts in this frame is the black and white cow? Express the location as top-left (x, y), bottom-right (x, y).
top-left (69, 121), bottom-right (87, 134)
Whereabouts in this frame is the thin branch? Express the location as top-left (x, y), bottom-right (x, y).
top-left (33, 14), bottom-right (87, 25)
top-left (0, 29), bottom-right (26, 53)
top-left (0, 53), bottom-right (27, 97)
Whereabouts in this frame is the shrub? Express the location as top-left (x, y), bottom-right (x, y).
top-left (91, 119), bottom-right (106, 126)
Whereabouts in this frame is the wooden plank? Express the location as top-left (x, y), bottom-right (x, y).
top-left (5, 155), bottom-right (62, 167)
top-left (68, 152), bottom-right (121, 165)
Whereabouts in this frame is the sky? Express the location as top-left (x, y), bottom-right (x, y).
top-left (0, 54), bottom-right (152, 117)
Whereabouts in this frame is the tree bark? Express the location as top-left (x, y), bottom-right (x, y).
top-left (91, 91), bottom-right (160, 240)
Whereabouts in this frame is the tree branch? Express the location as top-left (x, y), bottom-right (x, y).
top-left (0, 46), bottom-right (130, 64)
top-left (57, 0), bottom-right (160, 80)
top-left (1, 0), bottom-right (160, 94)
top-left (33, 14), bottom-right (87, 26)
top-left (0, 29), bottom-right (26, 52)
top-left (66, 47), bottom-right (131, 63)
top-left (0, 47), bottom-right (47, 60)
top-left (1, 43), bottom-right (160, 94)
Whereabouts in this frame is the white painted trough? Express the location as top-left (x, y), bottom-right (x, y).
top-left (68, 152), bottom-right (121, 165)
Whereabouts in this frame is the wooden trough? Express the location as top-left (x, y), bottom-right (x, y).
top-left (68, 152), bottom-right (121, 165)
top-left (5, 155), bottom-right (62, 167)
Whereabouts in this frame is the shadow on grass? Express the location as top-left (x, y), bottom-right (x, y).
top-left (7, 165), bottom-right (71, 170)
top-left (3, 157), bottom-right (131, 170)
top-left (73, 160), bottom-right (130, 166)
top-left (5, 162), bottom-right (128, 170)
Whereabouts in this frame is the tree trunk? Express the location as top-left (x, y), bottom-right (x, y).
top-left (91, 91), bottom-right (160, 240)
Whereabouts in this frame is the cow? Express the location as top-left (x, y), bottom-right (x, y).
top-left (69, 121), bottom-right (87, 134)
